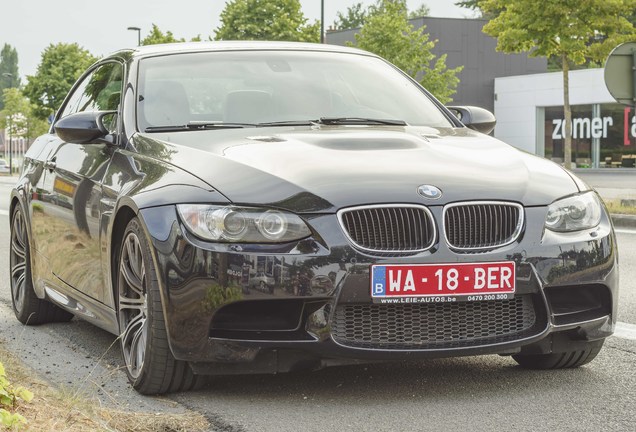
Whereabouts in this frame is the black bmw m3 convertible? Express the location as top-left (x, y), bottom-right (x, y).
top-left (9, 42), bottom-right (618, 394)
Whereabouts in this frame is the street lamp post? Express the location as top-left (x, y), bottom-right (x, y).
top-left (127, 26), bottom-right (142, 46)
top-left (2, 72), bottom-right (13, 174)
top-left (5, 115), bottom-right (12, 176)
top-left (320, 0), bottom-right (325, 44)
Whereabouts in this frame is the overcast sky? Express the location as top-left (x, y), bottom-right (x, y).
top-left (1, 1), bottom-right (472, 79)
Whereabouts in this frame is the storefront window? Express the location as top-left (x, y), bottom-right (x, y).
top-left (599, 104), bottom-right (636, 168)
top-left (543, 103), bottom-right (636, 168)
top-left (544, 105), bottom-right (593, 166)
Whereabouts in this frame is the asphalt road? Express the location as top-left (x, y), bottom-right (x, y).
top-left (1, 177), bottom-right (635, 432)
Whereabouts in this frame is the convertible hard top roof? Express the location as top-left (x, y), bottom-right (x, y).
top-left (108, 41), bottom-right (375, 62)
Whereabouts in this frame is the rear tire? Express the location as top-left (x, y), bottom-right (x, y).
top-left (512, 339), bottom-right (605, 369)
top-left (10, 206), bottom-right (73, 325)
top-left (117, 217), bottom-right (203, 394)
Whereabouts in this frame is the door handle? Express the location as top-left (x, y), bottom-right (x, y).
top-left (44, 159), bottom-right (56, 171)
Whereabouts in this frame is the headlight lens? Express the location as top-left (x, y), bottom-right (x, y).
top-left (544, 191), bottom-right (602, 232)
top-left (256, 210), bottom-right (288, 240)
top-left (177, 204), bottom-right (311, 242)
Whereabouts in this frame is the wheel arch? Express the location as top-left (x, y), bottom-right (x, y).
top-left (9, 187), bottom-right (46, 299)
top-left (109, 200), bottom-right (176, 354)
top-left (110, 205), bottom-right (138, 315)
top-left (110, 201), bottom-right (200, 393)
top-left (9, 185), bottom-right (29, 222)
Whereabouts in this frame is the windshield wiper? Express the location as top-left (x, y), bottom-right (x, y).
top-left (145, 121), bottom-right (256, 132)
top-left (316, 117), bottom-right (407, 126)
top-left (255, 120), bottom-right (314, 127)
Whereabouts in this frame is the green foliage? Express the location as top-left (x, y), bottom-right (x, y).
top-left (0, 89), bottom-right (29, 133)
top-left (214, 0), bottom-right (319, 42)
top-left (0, 362), bottom-right (33, 430)
top-left (0, 44), bottom-right (21, 110)
top-left (333, 1), bottom-right (430, 31)
top-left (481, 0), bottom-right (636, 167)
top-left (408, 3), bottom-right (430, 19)
top-left (454, 0), bottom-right (495, 18)
top-left (629, 10), bottom-right (636, 28)
top-left (0, 88), bottom-right (49, 141)
top-left (353, 0), bottom-right (462, 104)
top-left (333, 2), bottom-right (368, 30)
top-left (455, 0), bottom-right (480, 9)
top-left (367, 0), bottom-right (408, 16)
top-left (481, 0), bottom-right (636, 64)
top-left (23, 43), bottom-right (97, 121)
top-left (141, 24), bottom-right (186, 45)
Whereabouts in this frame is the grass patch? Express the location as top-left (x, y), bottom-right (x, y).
top-left (603, 199), bottom-right (636, 216)
top-left (0, 340), bottom-right (209, 432)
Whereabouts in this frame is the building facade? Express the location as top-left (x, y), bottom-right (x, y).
top-left (327, 17), bottom-right (547, 112)
top-left (494, 68), bottom-right (636, 169)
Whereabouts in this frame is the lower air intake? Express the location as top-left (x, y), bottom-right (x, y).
top-left (331, 296), bottom-right (541, 350)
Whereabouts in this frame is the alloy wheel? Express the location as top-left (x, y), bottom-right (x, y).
top-left (10, 208), bottom-right (28, 314)
top-left (118, 231), bottom-right (148, 380)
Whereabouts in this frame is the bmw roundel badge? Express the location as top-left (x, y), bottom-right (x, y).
top-left (417, 184), bottom-right (442, 200)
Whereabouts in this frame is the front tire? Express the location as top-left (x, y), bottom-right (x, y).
top-left (512, 339), bottom-right (605, 369)
top-left (10, 206), bottom-right (73, 325)
top-left (117, 217), bottom-right (201, 394)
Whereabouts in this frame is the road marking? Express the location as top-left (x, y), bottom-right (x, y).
top-left (0, 209), bottom-right (8, 217)
top-left (614, 321), bottom-right (636, 341)
top-left (615, 228), bottom-right (636, 235)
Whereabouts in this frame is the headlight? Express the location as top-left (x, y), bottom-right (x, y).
top-left (544, 191), bottom-right (602, 232)
top-left (177, 204), bottom-right (312, 242)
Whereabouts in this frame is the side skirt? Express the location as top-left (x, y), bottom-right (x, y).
top-left (44, 278), bottom-right (119, 335)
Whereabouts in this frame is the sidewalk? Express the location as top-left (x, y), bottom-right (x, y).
top-left (0, 174), bottom-right (18, 185)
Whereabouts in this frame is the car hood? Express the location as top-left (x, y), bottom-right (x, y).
top-left (134, 126), bottom-right (581, 213)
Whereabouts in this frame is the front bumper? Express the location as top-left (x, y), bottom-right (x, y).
top-left (139, 205), bottom-right (618, 374)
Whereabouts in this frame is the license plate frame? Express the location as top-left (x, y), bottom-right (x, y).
top-left (370, 261), bottom-right (516, 303)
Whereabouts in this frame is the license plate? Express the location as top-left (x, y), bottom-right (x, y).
top-left (371, 261), bottom-right (515, 303)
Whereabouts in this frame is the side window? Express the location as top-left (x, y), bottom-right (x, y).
top-left (59, 63), bottom-right (123, 119)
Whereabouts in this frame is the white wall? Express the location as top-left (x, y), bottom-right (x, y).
top-left (494, 68), bottom-right (614, 154)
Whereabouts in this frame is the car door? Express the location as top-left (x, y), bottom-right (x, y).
top-left (38, 62), bottom-right (123, 304)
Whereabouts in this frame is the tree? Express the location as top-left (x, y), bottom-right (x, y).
top-left (141, 24), bottom-right (186, 45)
top-left (333, 1), bottom-right (430, 31)
top-left (214, 0), bottom-right (319, 42)
top-left (333, 2), bottom-right (368, 30)
top-left (0, 44), bottom-right (21, 110)
top-left (354, 0), bottom-right (462, 104)
top-left (408, 3), bottom-right (430, 19)
top-left (0, 88), bottom-right (29, 140)
top-left (455, 0), bottom-right (480, 9)
top-left (0, 88), bottom-right (49, 138)
top-left (23, 43), bottom-right (97, 120)
top-left (367, 0), bottom-right (408, 16)
top-left (1, 88), bottom-right (49, 167)
top-left (481, 0), bottom-right (636, 168)
top-left (454, 0), bottom-right (493, 18)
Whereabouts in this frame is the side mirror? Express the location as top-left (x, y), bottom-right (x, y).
top-left (446, 105), bottom-right (496, 135)
top-left (54, 111), bottom-right (117, 144)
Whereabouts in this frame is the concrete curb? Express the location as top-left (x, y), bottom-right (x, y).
top-left (611, 214), bottom-right (636, 229)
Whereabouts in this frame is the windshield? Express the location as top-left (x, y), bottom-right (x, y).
top-left (136, 50), bottom-right (454, 132)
